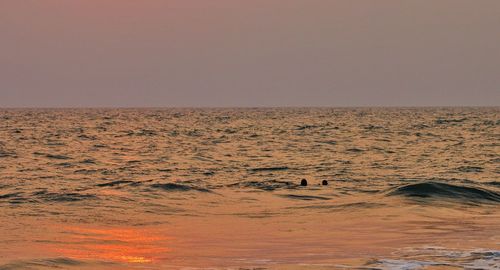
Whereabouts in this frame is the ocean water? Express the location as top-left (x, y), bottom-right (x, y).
top-left (0, 107), bottom-right (499, 270)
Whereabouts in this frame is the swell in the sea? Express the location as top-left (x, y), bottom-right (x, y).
top-left (387, 181), bottom-right (500, 204)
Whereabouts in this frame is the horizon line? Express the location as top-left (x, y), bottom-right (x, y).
top-left (1, 105), bottom-right (498, 110)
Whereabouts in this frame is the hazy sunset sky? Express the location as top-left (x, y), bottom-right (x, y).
top-left (1, 0), bottom-right (499, 107)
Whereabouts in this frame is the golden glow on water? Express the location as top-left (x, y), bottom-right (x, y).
top-left (49, 226), bottom-right (171, 264)
top-left (0, 108), bottom-right (499, 269)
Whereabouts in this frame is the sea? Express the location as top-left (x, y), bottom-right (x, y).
top-left (0, 107), bottom-right (499, 269)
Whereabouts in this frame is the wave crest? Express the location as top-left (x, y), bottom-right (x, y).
top-left (388, 181), bottom-right (500, 203)
top-left (150, 183), bottom-right (211, 192)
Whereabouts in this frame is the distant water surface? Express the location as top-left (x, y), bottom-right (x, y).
top-left (0, 108), bottom-right (499, 269)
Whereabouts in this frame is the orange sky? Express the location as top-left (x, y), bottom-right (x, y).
top-left (1, 0), bottom-right (499, 107)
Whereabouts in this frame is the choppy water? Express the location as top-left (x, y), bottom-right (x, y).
top-left (0, 108), bottom-right (499, 269)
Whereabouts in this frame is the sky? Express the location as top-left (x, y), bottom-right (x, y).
top-left (1, 0), bottom-right (499, 107)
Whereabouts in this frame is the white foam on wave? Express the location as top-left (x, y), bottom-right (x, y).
top-left (374, 247), bottom-right (500, 270)
top-left (376, 259), bottom-right (442, 270)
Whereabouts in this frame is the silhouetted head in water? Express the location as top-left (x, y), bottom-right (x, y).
top-left (322, 180), bottom-right (328, 186)
top-left (300, 179), bottom-right (308, 186)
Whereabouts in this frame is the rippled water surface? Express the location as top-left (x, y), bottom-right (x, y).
top-left (0, 108), bottom-right (499, 269)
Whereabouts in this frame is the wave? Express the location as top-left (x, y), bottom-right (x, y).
top-left (228, 180), bottom-right (298, 191)
top-left (0, 150), bottom-right (16, 158)
top-left (0, 192), bottom-right (40, 204)
top-left (486, 181), bottom-right (500, 187)
top-left (296, 124), bottom-right (319, 130)
top-left (370, 247), bottom-right (500, 270)
top-left (435, 118), bottom-right (467, 124)
top-left (96, 180), bottom-right (139, 187)
top-left (0, 257), bottom-right (104, 270)
top-left (150, 183), bottom-right (211, 192)
top-left (0, 191), bottom-right (97, 204)
top-left (0, 192), bottom-right (23, 200)
top-left (456, 166), bottom-right (484, 173)
top-left (35, 191), bottom-right (97, 202)
top-left (387, 181), bottom-right (500, 203)
top-left (33, 152), bottom-right (71, 160)
top-left (278, 194), bottom-right (331, 201)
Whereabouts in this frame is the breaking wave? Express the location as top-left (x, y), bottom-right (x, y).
top-left (387, 181), bottom-right (500, 203)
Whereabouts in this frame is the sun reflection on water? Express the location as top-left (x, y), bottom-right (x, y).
top-left (49, 226), bottom-right (171, 264)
